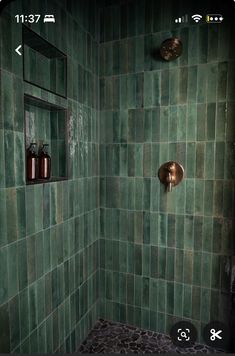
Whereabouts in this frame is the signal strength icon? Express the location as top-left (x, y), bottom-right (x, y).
top-left (175, 14), bottom-right (188, 23)
top-left (192, 14), bottom-right (202, 22)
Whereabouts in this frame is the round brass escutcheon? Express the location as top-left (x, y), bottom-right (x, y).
top-left (158, 161), bottom-right (184, 192)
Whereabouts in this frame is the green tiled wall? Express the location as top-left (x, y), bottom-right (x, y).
top-left (1, 0), bottom-right (235, 352)
top-left (0, 0), bottom-right (100, 353)
top-left (99, 0), bottom-right (235, 342)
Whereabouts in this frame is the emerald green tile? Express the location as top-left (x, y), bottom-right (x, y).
top-left (184, 215), bottom-right (194, 250)
top-left (188, 66), bottom-right (198, 103)
top-left (158, 247), bottom-right (166, 279)
top-left (193, 252), bottom-right (202, 286)
top-left (188, 27), bottom-right (198, 65)
top-left (211, 255), bottom-right (221, 289)
top-left (144, 71), bottom-right (153, 107)
top-left (198, 26), bottom-right (208, 63)
top-left (149, 278), bottom-right (158, 312)
top-left (7, 242), bottom-right (18, 298)
top-left (0, 302), bottom-right (10, 352)
top-left (142, 245), bottom-right (150, 276)
top-left (157, 312), bottom-right (166, 334)
top-left (9, 295), bottom-right (20, 350)
top-left (150, 246), bottom-right (158, 278)
top-left (134, 244), bottom-right (142, 275)
top-left (202, 217), bottom-right (213, 252)
top-left (185, 180), bottom-right (195, 214)
top-left (201, 252), bottom-right (212, 287)
top-left (194, 180), bottom-right (204, 215)
top-left (143, 178), bottom-right (150, 210)
top-left (29, 283), bottom-right (37, 332)
top-left (216, 101), bottom-right (226, 140)
top-left (208, 26), bottom-right (218, 62)
top-left (166, 249), bottom-right (175, 281)
top-left (221, 219), bottom-right (233, 255)
top-left (14, 132), bottom-right (25, 186)
top-left (143, 212), bottom-right (150, 244)
top-left (158, 280), bottom-right (166, 313)
top-left (175, 215), bottom-right (184, 249)
top-left (141, 309), bottom-right (150, 330)
top-left (169, 69), bottom-right (179, 105)
top-left (119, 273), bottom-right (126, 305)
top-left (213, 180), bottom-right (223, 216)
top-left (158, 213), bottom-right (167, 247)
top-left (200, 288), bottom-right (211, 323)
top-left (223, 181), bottom-right (234, 218)
top-left (0, 247), bottom-right (8, 305)
top-left (192, 286), bottom-right (201, 320)
top-left (179, 67), bottom-right (188, 104)
top-left (160, 107), bottom-right (169, 142)
top-left (150, 109), bottom-right (159, 143)
top-left (167, 214), bottom-right (175, 248)
top-left (16, 187), bottom-right (26, 239)
top-left (177, 106), bottom-right (186, 141)
top-left (6, 188), bottom-right (17, 243)
top-left (183, 285), bottom-right (192, 319)
top-left (167, 282), bottom-right (174, 315)
top-left (161, 69), bottom-right (169, 106)
top-left (207, 103), bottom-right (216, 140)
top-left (135, 178), bottom-right (143, 210)
top-left (207, 63), bottom-right (217, 102)
top-left (4, 130), bottom-right (15, 187)
top-left (174, 283), bottom-right (183, 317)
top-left (183, 250), bottom-right (193, 284)
top-left (197, 64), bottom-right (209, 102)
top-left (2, 71), bottom-right (13, 131)
top-left (152, 71), bottom-right (160, 106)
top-left (150, 179), bottom-right (159, 212)
top-left (27, 234), bottom-right (36, 284)
top-left (0, 131), bottom-right (5, 188)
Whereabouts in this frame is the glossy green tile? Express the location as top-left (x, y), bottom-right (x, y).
top-left (183, 285), bottom-right (192, 318)
top-left (192, 286), bottom-right (201, 320)
top-left (4, 130), bottom-right (15, 187)
top-left (6, 188), bottom-right (17, 243)
top-left (0, 302), bottom-right (10, 352)
top-left (197, 64), bottom-right (208, 103)
top-left (193, 252), bottom-right (202, 286)
top-left (7, 242), bottom-right (18, 298)
top-left (183, 251), bottom-right (193, 284)
top-left (9, 295), bottom-right (20, 350)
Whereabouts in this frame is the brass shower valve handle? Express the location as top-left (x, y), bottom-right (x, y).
top-left (158, 161), bottom-right (184, 192)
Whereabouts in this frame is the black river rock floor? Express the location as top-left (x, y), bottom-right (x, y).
top-left (78, 319), bottom-right (221, 353)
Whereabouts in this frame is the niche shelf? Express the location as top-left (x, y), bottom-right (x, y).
top-left (23, 25), bottom-right (67, 98)
top-left (24, 94), bottom-right (68, 185)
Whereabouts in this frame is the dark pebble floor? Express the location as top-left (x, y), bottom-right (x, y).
top-left (78, 319), bottom-right (221, 354)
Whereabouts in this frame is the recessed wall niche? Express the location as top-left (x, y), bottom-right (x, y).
top-left (24, 95), bottom-right (68, 184)
top-left (23, 26), bottom-right (67, 98)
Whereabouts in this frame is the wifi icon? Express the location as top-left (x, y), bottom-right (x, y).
top-left (192, 14), bottom-right (202, 22)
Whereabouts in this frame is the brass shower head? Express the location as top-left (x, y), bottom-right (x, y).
top-left (160, 37), bottom-right (183, 61)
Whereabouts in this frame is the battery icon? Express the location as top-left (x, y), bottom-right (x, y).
top-left (206, 14), bottom-right (224, 23)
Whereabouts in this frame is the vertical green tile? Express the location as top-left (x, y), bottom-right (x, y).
top-left (0, 302), bottom-right (10, 352)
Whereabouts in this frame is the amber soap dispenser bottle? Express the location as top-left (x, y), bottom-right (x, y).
top-left (39, 144), bottom-right (51, 179)
top-left (26, 143), bottom-right (38, 181)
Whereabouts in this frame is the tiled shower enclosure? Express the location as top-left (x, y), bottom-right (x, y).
top-left (0, 0), bottom-right (234, 353)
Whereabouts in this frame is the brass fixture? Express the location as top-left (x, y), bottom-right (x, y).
top-left (160, 38), bottom-right (183, 61)
top-left (158, 161), bottom-right (184, 192)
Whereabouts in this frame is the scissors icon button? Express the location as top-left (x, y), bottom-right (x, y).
top-left (203, 321), bottom-right (229, 349)
top-left (210, 328), bottom-right (222, 341)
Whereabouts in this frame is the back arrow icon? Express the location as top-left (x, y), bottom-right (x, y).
top-left (15, 45), bottom-right (22, 56)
